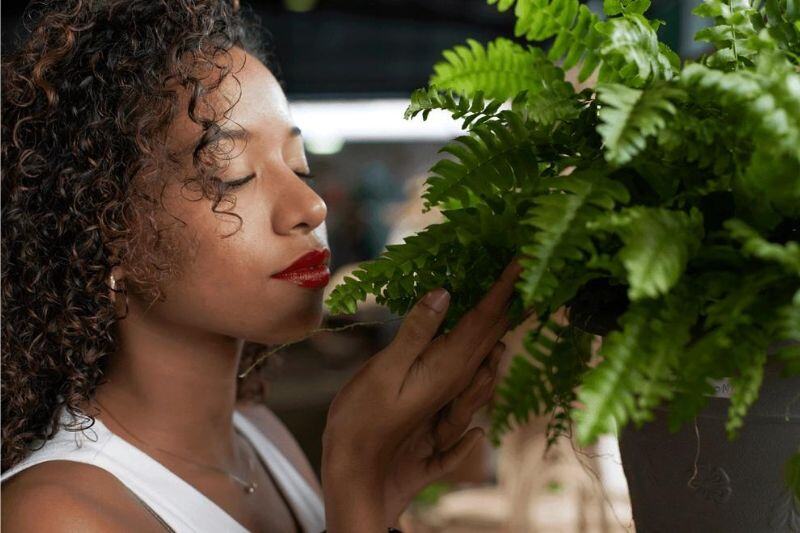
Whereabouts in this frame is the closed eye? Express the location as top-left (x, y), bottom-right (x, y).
top-left (294, 170), bottom-right (315, 180)
top-left (218, 173), bottom-right (255, 189)
top-left (217, 169), bottom-right (314, 190)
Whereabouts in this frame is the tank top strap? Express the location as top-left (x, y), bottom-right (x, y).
top-left (232, 410), bottom-right (326, 532)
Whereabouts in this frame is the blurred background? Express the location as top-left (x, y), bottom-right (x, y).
top-left (1, 1), bottom-right (711, 530)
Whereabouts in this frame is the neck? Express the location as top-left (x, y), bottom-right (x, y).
top-left (86, 301), bottom-right (247, 467)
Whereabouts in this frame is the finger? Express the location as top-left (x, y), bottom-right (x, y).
top-left (385, 287), bottom-right (450, 371)
top-left (424, 301), bottom-right (511, 402)
top-left (468, 309), bottom-right (513, 364)
top-left (428, 427), bottom-right (485, 478)
top-left (486, 340), bottom-right (505, 375)
top-left (435, 342), bottom-right (504, 449)
top-left (471, 258), bottom-right (523, 319)
top-left (435, 368), bottom-right (492, 449)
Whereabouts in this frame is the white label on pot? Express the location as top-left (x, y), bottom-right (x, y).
top-left (707, 378), bottom-right (734, 399)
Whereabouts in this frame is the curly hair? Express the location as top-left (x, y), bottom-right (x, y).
top-left (1, 0), bottom-right (282, 472)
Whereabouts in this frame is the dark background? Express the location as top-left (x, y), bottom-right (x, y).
top-left (2, 0), bottom-right (702, 100)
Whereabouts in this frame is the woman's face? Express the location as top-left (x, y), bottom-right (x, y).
top-left (137, 46), bottom-right (329, 345)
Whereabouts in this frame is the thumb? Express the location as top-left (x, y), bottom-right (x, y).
top-left (388, 288), bottom-right (450, 370)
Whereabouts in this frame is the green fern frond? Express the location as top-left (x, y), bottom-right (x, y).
top-left (694, 0), bottom-right (800, 67)
top-left (589, 207), bottom-right (704, 300)
top-left (428, 38), bottom-right (581, 125)
top-left (488, 0), bottom-right (605, 81)
top-left (421, 110), bottom-right (539, 211)
top-left (787, 451), bottom-right (800, 500)
top-left (517, 172), bottom-right (630, 309)
top-left (490, 321), bottom-right (593, 445)
top-left (774, 292), bottom-right (800, 375)
top-left (681, 58), bottom-right (800, 216)
top-left (596, 82), bottom-right (685, 165)
top-left (654, 103), bottom-right (740, 176)
top-left (634, 287), bottom-right (702, 419)
top-left (726, 344), bottom-right (767, 438)
top-left (573, 305), bottom-right (648, 443)
top-left (725, 219), bottom-right (800, 274)
top-left (668, 269), bottom-right (787, 432)
top-left (325, 221), bottom-right (458, 317)
top-left (490, 323), bottom-right (551, 442)
top-left (431, 38), bottom-right (545, 99)
top-left (489, 0), bottom-right (678, 85)
top-left (757, 0), bottom-right (800, 62)
top-left (603, 0), bottom-right (651, 16)
top-left (596, 15), bottom-right (679, 86)
top-left (325, 202), bottom-right (529, 332)
top-left (404, 87), bottom-right (505, 129)
top-left (694, 0), bottom-right (762, 69)
top-left (681, 57), bottom-right (800, 158)
top-left (573, 287), bottom-right (700, 444)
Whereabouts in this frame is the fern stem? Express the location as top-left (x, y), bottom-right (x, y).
top-left (728, 0), bottom-right (738, 69)
top-left (237, 316), bottom-right (404, 378)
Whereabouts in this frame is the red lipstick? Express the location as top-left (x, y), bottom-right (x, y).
top-left (271, 248), bottom-right (331, 289)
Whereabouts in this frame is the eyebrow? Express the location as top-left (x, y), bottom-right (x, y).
top-left (184, 125), bottom-right (302, 156)
top-left (214, 125), bottom-right (302, 143)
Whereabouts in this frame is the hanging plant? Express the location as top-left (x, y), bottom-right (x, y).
top-left (325, 0), bottom-right (800, 495)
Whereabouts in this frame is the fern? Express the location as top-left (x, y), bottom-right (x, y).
top-left (420, 110), bottom-right (539, 212)
top-left (516, 172), bottom-right (629, 309)
top-left (489, 0), bottom-right (678, 85)
top-left (404, 88), bottom-right (506, 130)
top-left (668, 268), bottom-right (795, 433)
top-left (573, 286), bottom-right (701, 443)
top-left (327, 0), bottom-right (800, 496)
top-left (776, 291), bottom-right (800, 375)
top-left (596, 82), bottom-right (685, 165)
top-left (788, 451), bottom-right (800, 499)
top-left (596, 14), bottom-right (679, 86)
top-left (427, 38), bottom-right (582, 125)
top-left (726, 345), bottom-right (767, 437)
top-left (573, 304), bottom-right (647, 443)
top-left (725, 219), bottom-right (800, 273)
top-left (694, 0), bottom-right (763, 70)
top-left (491, 320), bottom-right (594, 446)
top-left (589, 207), bottom-right (704, 299)
top-left (680, 57), bottom-right (800, 216)
top-left (489, 0), bottom-right (604, 81)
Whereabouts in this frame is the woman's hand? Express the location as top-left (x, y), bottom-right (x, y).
top-left (321, 259), bottom-right (523, 532)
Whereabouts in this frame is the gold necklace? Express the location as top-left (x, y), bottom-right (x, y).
top-left (91, 398), bottom-right (259, 494)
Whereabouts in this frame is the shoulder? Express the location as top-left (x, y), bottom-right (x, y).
top-left (236, 401), bottom-right (322, 498)
top-left (1, 461), bottom-right (163, 532)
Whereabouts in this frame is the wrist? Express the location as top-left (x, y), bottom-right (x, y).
top-left (322, 455), bottom-right (387, 533)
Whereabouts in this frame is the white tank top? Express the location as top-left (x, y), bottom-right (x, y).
top-left (1, 405), bottom-right (327, 533)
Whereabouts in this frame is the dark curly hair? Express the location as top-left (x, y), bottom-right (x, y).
top-left (2, 0), bottom-right (282, 472)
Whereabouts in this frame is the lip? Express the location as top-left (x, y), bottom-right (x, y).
top-left (271, 248), bottom-right (331, 289)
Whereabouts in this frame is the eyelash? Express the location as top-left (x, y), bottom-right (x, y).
top-left (218, 170), bottom-right (315, 190)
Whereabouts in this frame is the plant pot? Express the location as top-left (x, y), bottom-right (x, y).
top-left (618, 360), bottom-right (800, 532)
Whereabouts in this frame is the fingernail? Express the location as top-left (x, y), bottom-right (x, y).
top-left (422, 288), bottom-right (450, 312)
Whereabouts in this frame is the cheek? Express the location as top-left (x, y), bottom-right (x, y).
top-left (153, 206), bottom-right (325, 344)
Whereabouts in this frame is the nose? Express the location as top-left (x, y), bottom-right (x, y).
top-left (271, 172), bottom-right (327, 236)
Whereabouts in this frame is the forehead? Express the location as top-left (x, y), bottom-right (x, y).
top-left (166, 47), bottom-right (291, 156)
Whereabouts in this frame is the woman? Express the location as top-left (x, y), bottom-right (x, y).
top-left (0, 1), bottom-right (522, 531)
